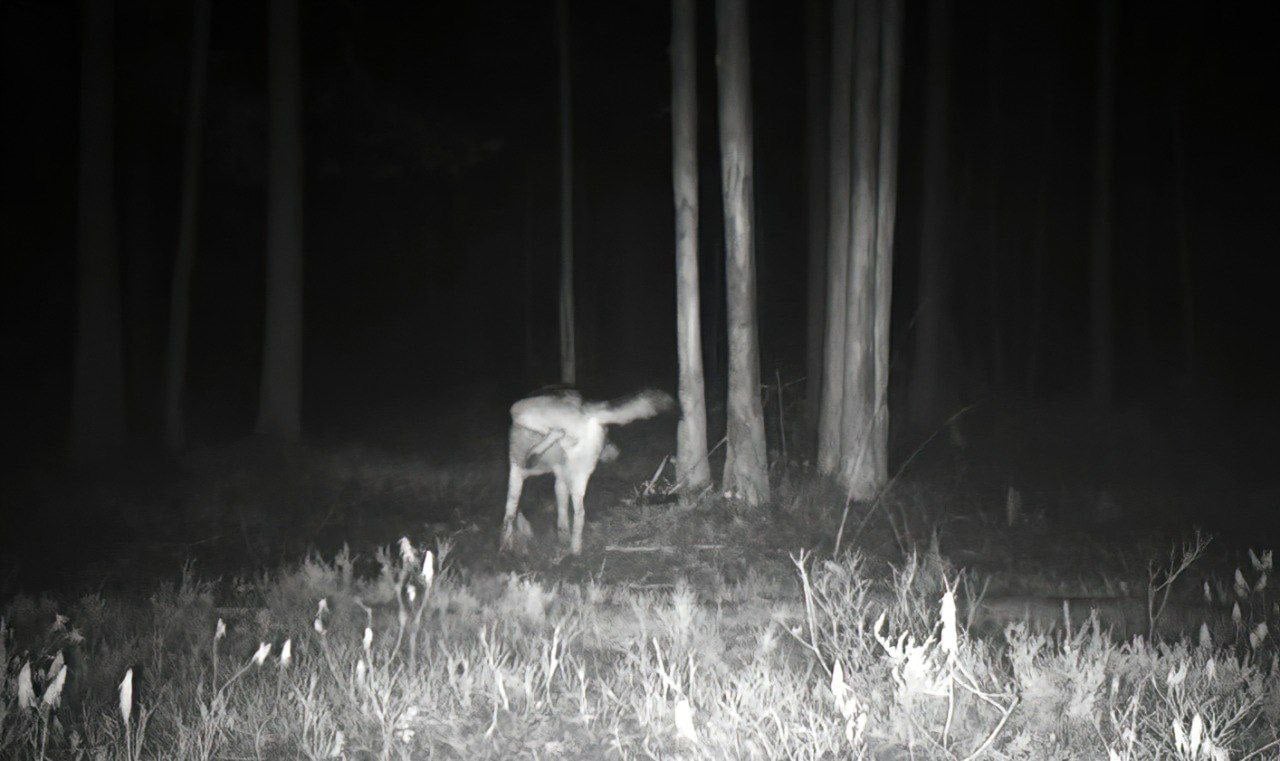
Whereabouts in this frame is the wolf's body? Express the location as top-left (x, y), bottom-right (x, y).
top-left (501, 388), bottom-right (673, 554)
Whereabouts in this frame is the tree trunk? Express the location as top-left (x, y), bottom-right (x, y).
top-left (1171, 82), bottom-right (1194, 386)
top-left (1027, 86), bottom-right (1052, 395)
top-left (1090, 0), bottom-right (1116, 406)
top-left (716, 0), bottom-right (769, 505)
top-left (257, 0), bottom-right (304, 439)
top-left (838, 0), bottom-right (880, 499)
top-left (522, 153), bottom-right (538, 382)
top-left (985, 10), bottom-right (1005, 390)
top-left (816, 0), bottom-right (853, 476)
top-left (871, 0), bottom-right (902, 484)
top-left (671, 0), bottom-right (712, 492)
top-left (908, 0), bottom-right (951, 436)
top-left (164, 0), bottom-right (211, 452)
top-left (557, 0), bottom-right (576, 385)
top-left (803, 0), bottom-right (829, 441)
top-left (72, 0), bottom-right (127, 463)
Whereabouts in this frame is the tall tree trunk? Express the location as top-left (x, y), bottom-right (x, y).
top-left (803, 0), bottom-right (829, 440)
top-left (716, 0), bottom-right (769, 504)
top-left (816, 0), bottom-right (853, 476)
top-left (1090, 0), bottom-right (1116, 406)
top-left (1027, 82), bottom-right (1052, 395)
top-left (871, 0), bottom-right (902, 484)
top-left (122, 131), bottom-right (160, 440)
top-left (257, 0), bottom-right (304, 439)
top-left (522, 152), bottom-right (538, 382)
top-left (837, 0), bottom-right (880, 499)
top-left (985, 10), bottom-right (1005, 390)
top-left (672, 0), bottom-right (712, 492)
top-left (72, 0), bottom-right (127, 462)
top-left (1171, 81), bottom-right (1194, 387)
top-left (908, 0), bottom-right (951, 436)
top-left (164, 0), bottom-right (211, 452)
top-left (557, 0), bottom-right (576, 385)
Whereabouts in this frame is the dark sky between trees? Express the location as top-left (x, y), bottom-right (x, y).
top-left (2, 0), bottom-right (1278, 462)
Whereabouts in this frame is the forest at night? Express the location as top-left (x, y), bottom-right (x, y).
top-left (1, 0), bottom-right (1279, 757)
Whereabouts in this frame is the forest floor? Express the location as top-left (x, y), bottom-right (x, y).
top-left (1, 397), bottom-right (1278, 757)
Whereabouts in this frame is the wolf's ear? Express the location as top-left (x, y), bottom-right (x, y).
top-left (600, 441), bottom-right (620, 463)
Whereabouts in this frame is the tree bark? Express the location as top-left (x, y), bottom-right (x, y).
top-left (72, 0), bottom-right (128, 462)
top-left (164, 0), bottom-right (211, 452)
top-left (908, 0), bottom-right (952, 436)
top-left (871, 0), bottom-right (902, 484)
top-left (1171, 79), bottom-right (1194, 386)
top-left (671, 0), bottom-right (712, 492)
top-left (557, 0), bottom-right (576, 385)
top-left (816, 0), bottom-right (853, 476)
top-left (803, 0), bottom-right (830, 440)
top-left (985, 10), bottom-right (1005, 390)
top-left (1090, 0), bottom-right (1116, 407)
top-left (716, 0), bottom-right (769, 504)
top-left (257, 0), bottom-right (304, 439)
top-left (838, 0), bottom-right (880, 499)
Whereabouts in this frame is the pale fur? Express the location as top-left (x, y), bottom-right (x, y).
top-left (501, 388), bottom-right (674, 554)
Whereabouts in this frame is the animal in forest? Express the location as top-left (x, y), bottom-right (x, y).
top-left (500, 388), bottom-right (673, 554)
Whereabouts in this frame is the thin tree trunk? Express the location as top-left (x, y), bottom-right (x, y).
top-left (672, 0), bottom-right (712, 492)
top-left (557, 0), bottom-right (576, 385)
top-left (1027, 88), bottom-right (1051, 395)
top-left (257, 0), bottom-right (304, 439)
top-left (816, 0), bottom-right (853, 476)
top-left (72, 0), bottom-right (127, 462)
top-left (522, 155), bottom-right (537, 382)
top-left (164, 0), bottom-right (211, 452)
top-left (122, 138), bottom-right (160, 439)
top-left (871, 0), bottom-right (903, 485)
top-left (1090, 0), bottom-right (1116, 406)
top-left (716, 0), bottom-right (769, 504)
top-left (1171, 85), bottom-right (1194, 386)
top-left (838, 0), bottom-right (879, 499)
top-left (985, 11), bottom-right (1005, 390)
top-left (803, 0), bottom-right (829, 440)
top-left (908, 0), bottom-right (951, 436)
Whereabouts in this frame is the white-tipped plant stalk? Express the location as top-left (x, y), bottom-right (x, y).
top-left (314, 598), bottom-right (328, 635)
top-left (398, 536), bottom-right (417, 566)
top-left (407, 550), bottom-right (436, 672)
top-left (34, 663), bottom-right (68, 760)
top-left (252, 642), bottom-right (272, 666)
top-left (17, 661), bottom-right (35, 710)
top-left (119, 668), bottom-right (135, 761)
top-left (673, 697), bottom-right (699, 744)
top-left (212, 618), bottom-right (226, 693)
top-left (41, 665), bottom-right (66, 710)
top-left (830, 660), bottom-right (868, 749)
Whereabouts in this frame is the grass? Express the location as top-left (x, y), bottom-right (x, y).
top-left (2, 399), bottom-right (1279, 758)
top-left (2, 506), bottom-right (1278, 758)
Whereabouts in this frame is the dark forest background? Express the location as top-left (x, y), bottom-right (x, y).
top-left (3, 0), bottom-right (1278, 474)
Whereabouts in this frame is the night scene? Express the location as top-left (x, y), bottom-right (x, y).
top-left (2, 0), bottom-right (1279, 757)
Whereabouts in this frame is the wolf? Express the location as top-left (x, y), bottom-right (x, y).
top-left (501, 388), bottom-right (674, 554)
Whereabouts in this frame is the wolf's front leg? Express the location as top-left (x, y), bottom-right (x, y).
top-left (500, 463), bottom-right (525, 550)
top-left (553, 473), bottom-right (571, 541)
top-left (568, 474), bottom-right (590, 555)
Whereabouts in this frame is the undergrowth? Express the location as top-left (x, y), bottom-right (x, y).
top-left (2, 529), bottom-right (1277, 759)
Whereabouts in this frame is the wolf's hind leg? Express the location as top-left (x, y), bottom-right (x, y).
top-left (554, 473), bottom-right (571, 540)
top-left (568, 472), bottom-right (591, 555)
top-left (500, 463), bottom-right (525, 550)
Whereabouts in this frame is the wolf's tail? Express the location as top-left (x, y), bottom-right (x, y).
top-left (589, 389), bottom-right (675, 427)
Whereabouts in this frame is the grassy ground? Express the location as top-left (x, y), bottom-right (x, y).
top-left (2, 399), bottom-right (1278, 758)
